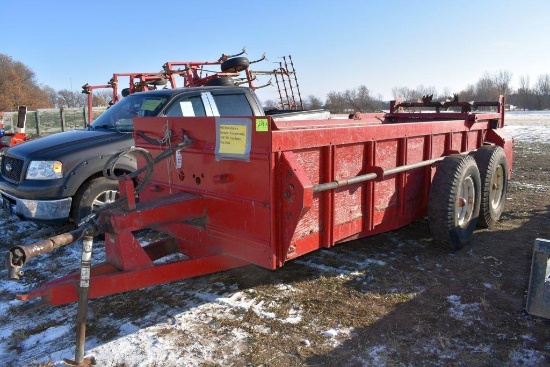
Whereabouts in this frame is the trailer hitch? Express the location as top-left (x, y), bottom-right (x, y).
top-left (5, 226), bottom-right (93, 280)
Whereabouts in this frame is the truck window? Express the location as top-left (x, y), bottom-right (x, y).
top-left (165, 96), bottom-right (207, 117)
top-left (212, 94), bottom-right (253, 116)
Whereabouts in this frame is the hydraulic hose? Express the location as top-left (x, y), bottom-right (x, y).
top-left (77, 131), bottom-right (194, 226)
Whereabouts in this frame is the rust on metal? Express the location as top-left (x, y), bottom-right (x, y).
top-left (6, 227), bottom-right (88, 280)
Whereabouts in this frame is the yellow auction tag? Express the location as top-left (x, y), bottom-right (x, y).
top-left (215, 118), bottom-right (252, 161)
top-left (219, 124), bottom-right (247, 154)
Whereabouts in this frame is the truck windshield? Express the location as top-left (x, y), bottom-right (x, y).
top-left (89, 94), bottom-right (169, 132)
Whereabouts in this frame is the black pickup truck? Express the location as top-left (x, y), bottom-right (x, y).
top-left (0, 86), bottom-right (327, 224)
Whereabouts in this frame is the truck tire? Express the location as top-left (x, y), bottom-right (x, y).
top-left (205, 77), bottom-right (235, 86)
top-left (73, 177), bottom-right (119, 224)
top-left (428, 154), bottom-right (481, 250)
top-left (220, 57), bottom-right (250, 73)
top-left (474, 145), bottom-right (508, 228)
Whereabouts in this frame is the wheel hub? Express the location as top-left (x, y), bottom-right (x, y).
top-left (457, 176), bottom-right (475, 228)
top-left (489, 165), bottom-right (505, 211)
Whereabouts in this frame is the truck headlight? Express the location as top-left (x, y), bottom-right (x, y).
top-left (26, 161), bottom-right (63, 179)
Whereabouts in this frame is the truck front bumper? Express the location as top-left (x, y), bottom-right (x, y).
top-left (1, 190), bottom-right (72, 222)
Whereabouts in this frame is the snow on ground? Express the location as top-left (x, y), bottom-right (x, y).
top-left (505, 111), bottom-right (550, 144)
top-left (0, 237), bottom-right (388, 366)
top-left (0, 111), bottom-right (548, 366)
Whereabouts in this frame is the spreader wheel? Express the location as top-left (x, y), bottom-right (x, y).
top-left (220, 57), bottom-right (250, 73)
top-left (474, 145), bottom-right (508, 228)
top-left (428, 154), bottom-right (481, 250)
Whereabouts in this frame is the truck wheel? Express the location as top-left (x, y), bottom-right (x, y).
top-left (220, 57), bottom-right (250, 73)
top-left (428, 155), bottom-right (481, 250)
top-left (474, 145), bottom-right (508, 228)
top-left (73, 177), bottom-right (119, 224)
top-left (205, 77), bottom-right (235, 86)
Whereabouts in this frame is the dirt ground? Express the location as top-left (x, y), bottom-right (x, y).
top-left (205, 138), bottom-right (550, 366)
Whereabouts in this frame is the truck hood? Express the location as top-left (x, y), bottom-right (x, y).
top-left (7, 130), bottom-right (133, 160)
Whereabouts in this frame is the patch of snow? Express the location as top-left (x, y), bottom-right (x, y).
top-left (22, 325), bottom-right (72, 350)
top-left (322, 328), bottom-right (339, 338)
top-left (119, 322), bottom-right (140, 335)
top-left (360, 345), bottom-right (390, 367)
top-left (521, 334), bottom-right (537, 342)
top-left (446, 295), bottom-right (482, 326)
top-left (508, 347), bottom-right (547, 366)
top-left (153, 252), bottom-right (188, 264)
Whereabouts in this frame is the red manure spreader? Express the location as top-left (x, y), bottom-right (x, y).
top-left (5, 79), bottom-right (512, 364)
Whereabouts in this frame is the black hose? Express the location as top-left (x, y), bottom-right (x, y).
top-left (103, 146), bottom-right (155, 194)
top-left (77, 132), bottom-right (194, 226)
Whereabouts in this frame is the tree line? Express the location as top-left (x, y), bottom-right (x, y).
top-left (2, 53), bottom-right (550, 113)
top-left (274, 70), bottom-right (550, 113)
top-left (452, 70), bottom-right (550, 111)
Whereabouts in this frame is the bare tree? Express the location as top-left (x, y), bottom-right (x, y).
top-left (392, 85), bottom-right (439, 101)
top-left (343, 85), bottom-right (380, 112)
top-left (459, 70), bottom-right (512, 103)
top-left (459, 84), bottom-right (476, 102)
top-left (518, 74), bottom-right (530, 91)
top-left (392, 86), bottom-right (414, 100)
top-left (303, 95), bottom-right (324, 110)
top-left (42, 85), bottom-right (59, 107)
top-left (534, 74), bottom-right (550, 109)
top-left (493, 70), bottom-right (513, 96)
top-left (92, 90), bottom-right (116, 107)
top-left (325, 86), bottom-right (383, 113)
top-left (325, 91), bottom-right (347, 113)
top-left (262, 99), bottom-right (279, 109)
top-left (57, 89), bottom-right (87, 108)
top-left (515, 75), bottom-right (533, 109)
top-left (475, 72), bottom-right (498, 101)
top-left (415, 85), bottom-right (438, 99)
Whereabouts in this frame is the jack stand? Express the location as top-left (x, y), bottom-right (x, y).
top-left (63, 227), bottom-right (95, 366)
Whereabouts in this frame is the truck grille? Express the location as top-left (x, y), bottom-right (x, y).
top-left (1, 154), bottom-right (25, 183)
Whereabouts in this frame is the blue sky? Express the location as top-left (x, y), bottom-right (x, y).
top-left (1, 0), bottom-right (548, 102)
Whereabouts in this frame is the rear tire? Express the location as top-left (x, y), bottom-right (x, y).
top-left (474, 145), bottom-right (508, 228)
top-left (428, 155), bottom-right (481, 250)
top-left (73, 177), bottom-right (119, 225)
